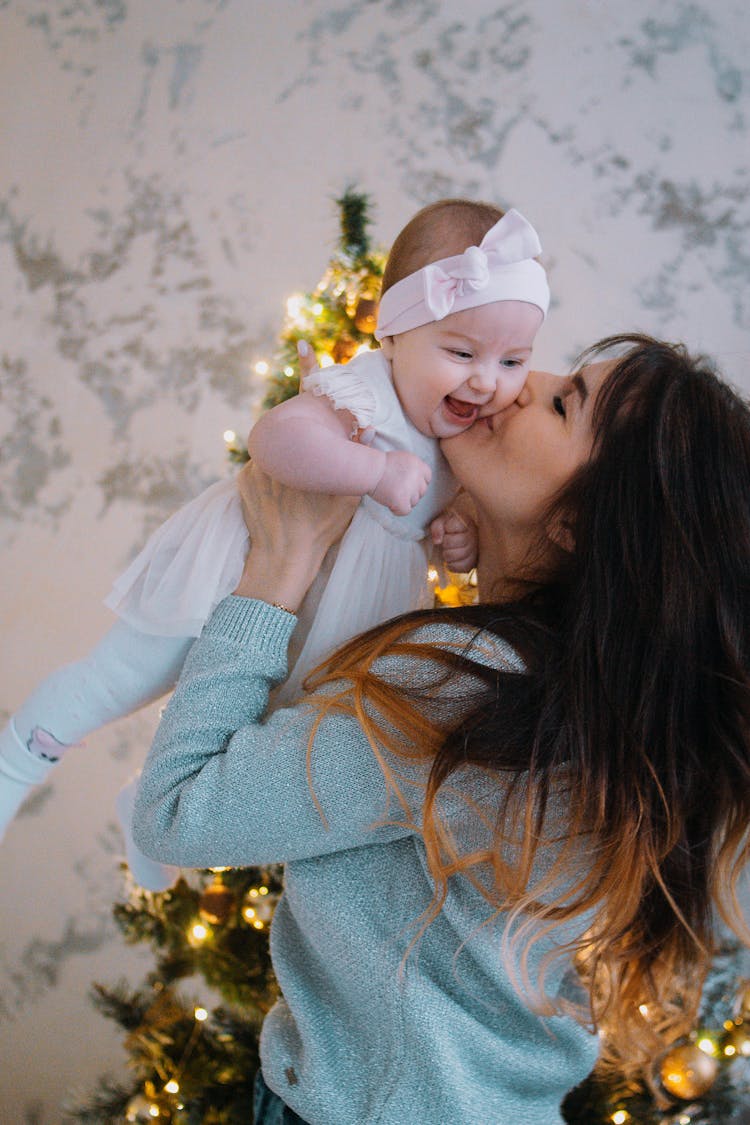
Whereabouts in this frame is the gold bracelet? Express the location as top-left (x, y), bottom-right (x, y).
top-left (271, 601), bottom-right (297, 616)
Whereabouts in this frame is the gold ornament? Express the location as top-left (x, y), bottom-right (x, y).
top-left (331, 335), bottom-right (358, 364)
top-left (198, 878), bottom-right (236, 925)
top-left (354, 296), bottom-right (378, 334)
top-left (659, 1042), bottom-right (719, 1100)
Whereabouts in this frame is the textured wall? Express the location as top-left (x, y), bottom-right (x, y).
top-left (0, 1), bottom-right (748, 1119)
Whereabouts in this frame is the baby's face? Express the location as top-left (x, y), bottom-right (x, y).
top-left (381, 301), bottom-right (543, 439)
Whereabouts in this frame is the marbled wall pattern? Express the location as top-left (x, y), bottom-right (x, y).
top-left (0, 1), bottom-right (748, 1119)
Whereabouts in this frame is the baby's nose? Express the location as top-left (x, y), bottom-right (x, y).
top-left (467, 367), bottom-right (497, 393)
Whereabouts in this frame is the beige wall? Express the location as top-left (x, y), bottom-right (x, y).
top-left (1, 0), bottom-right (748, 1118)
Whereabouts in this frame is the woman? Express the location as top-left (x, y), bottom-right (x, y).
top-left (133, 335), bottom-right (750, 1125)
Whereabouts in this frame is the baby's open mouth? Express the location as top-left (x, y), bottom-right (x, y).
top-left (444, 396), bottom-right (478, 423)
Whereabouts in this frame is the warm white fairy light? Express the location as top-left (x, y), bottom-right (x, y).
top-left (638, 1004), bottom-right (649, 1017)
top-left (286, 295), bottom-right (304, 319)
top-left (223, 429), bottom-right (236, 444)
top-left (312, 302), bottom-right (324, 316)
top-left (148, 1106), bottom-right (160, 1119)
top-left (194, 1006), bottom-right (208, 1022)
top-left (284, 365), bottom-right (295, 377)
top-left (242, 903), bottom-right (265, 929)
top-left (254, 360), bottom-right (269, 376)
top-left (611, 1111), bottom-right (628, 1124)
top-left (698, 1036), bottom-right (717, 1055)
top-left (191, 922), bottom-right (208, 942)
top-left (164, 1079), bottom-right (180, 1094)
top-left (725, 1043), bottom-right (737, 1056)
top-left (427, 566), bottom-right (439, 583)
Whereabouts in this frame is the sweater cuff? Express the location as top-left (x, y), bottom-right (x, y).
top-left (203, 595), bottom-right (297, 652)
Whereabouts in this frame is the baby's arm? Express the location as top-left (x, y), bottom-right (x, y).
top-left (430, 491), bottom-right (479, 573)
top-left (248, 391), bottom-right (431, 516)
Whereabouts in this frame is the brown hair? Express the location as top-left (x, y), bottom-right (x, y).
top-left (305, 335), bottom-right (750, 1075)
top-left (380, 198), bottom-right (505, 296)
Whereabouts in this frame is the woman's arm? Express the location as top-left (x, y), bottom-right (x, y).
top-left (131, 595), bottom-right (418, 868)
top-left (132, 467), bottom-right (416, 866)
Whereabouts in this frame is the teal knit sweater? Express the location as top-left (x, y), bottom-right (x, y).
top-left (133, 596), bottom-right (598, 1124)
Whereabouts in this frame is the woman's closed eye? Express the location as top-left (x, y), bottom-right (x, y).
top-left (553, 394), bottom-right (566, 418)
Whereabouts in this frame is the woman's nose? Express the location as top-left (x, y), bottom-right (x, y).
top-left (521, 369), bottom-right (561, 404)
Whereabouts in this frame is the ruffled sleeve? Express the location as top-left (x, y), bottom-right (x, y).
top-left (302, 350), bottom-right (383, 432)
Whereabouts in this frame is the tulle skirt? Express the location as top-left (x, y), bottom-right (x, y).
top-left (105, 479), bottom-right (433, 701)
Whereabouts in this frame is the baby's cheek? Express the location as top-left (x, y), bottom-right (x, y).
top-left (494, 370), bottom-right (528, 410)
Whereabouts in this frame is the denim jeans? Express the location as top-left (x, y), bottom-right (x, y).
top-left (253, 1069), bottom-right (307, 1124)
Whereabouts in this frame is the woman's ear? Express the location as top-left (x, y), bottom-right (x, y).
top-left (549, 518), bottom-right (575, 554)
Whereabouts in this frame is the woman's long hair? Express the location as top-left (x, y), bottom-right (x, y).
top-left (307, 335), bottom-right (750, 1071)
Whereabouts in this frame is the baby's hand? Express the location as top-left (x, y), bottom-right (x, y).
top-left (430, 505), bottom-right (478, 573)
top-left (370, 450), bottom-right (432, 516)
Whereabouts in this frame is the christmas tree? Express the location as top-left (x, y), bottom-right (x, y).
top-left (70, 191), bottom-right (750, 1123)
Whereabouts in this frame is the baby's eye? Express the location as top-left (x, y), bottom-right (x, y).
top-left (501, 357), bottom-right (525, 369)
top-left (553, 394), bottom-right (566, 418)
top-left (448, 349), bottom-right (473, 359)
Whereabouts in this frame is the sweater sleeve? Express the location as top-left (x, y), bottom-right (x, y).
top-left (132, 596), bottom-right (426, 868)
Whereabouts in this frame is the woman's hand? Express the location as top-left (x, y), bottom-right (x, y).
top-left (233, 462), bottom-right (358, 612)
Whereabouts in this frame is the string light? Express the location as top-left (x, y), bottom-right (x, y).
top-left (190, 922), bottom-right (209, 943)
top-left (427, 566), bottom-right (439, 583)
top-left (223, 429), bottom-right (236, 444)
top-left (254, 360), bottom-right (269, 375)
top-left (284, 365), bottom-right (295, 377)
top-left (164, 1079), bottom-right (179, 1094)
top-left (247, 885), bottom-right (269, 898)
top-left (194, 1006), bottom-right (208, 1022)
top-left (611, 1111), bottom-right (628, 1124)
top-left (638, 1004), bottom-right (649, 1017)
top-left (697, 1037), bottom-right (717, 1055)
top-left (312, 302), bottom-right (324, 316)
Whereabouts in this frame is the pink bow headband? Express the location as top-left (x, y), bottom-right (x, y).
top-left (374, 208), bottom-right (550, 340)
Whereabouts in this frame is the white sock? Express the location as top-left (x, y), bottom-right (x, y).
top-left (0, 720), bottom-right (64, 841)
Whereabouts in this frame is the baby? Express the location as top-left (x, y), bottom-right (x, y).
top-left (0, 198), bottom-right (549, 889)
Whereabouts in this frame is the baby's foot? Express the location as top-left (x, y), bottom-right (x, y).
top-left (0, 721), bottom-right (65, 841)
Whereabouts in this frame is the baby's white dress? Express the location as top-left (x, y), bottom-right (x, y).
top-left (105, 350), bottom-right (458, 704)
